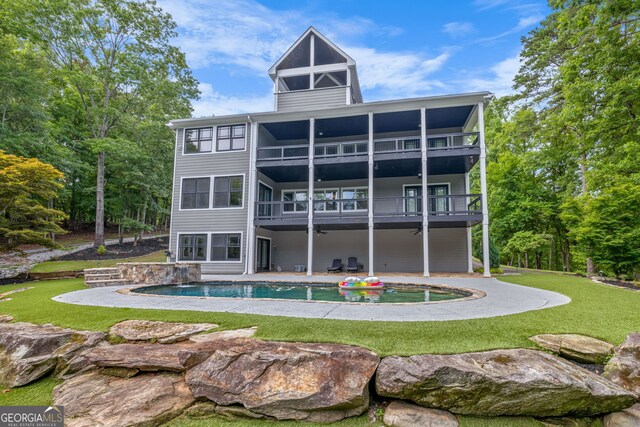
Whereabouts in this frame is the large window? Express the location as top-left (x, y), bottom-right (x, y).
top-left (178, 234), bottom-right (207, 261)
top-left (184, 128), bottom-right (213, 154)
top-left (282, 190), bottom-right (307, 213)
top-left (211, 233), bottom-right (241, 261)
top-left (341, 187), bottom-right (368, 211)
top-left (314, 189), bottom-right (339, 212)
top-left (213, 176), bottom-right (243, 208)
top-left (181, 178), bottom-right (210, 209)
top-left (217, 125), bottom-right (246, 151)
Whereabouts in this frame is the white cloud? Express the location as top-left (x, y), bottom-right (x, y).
top-left (473, 0), bottom-right (511, 11)
top-left (462, 55), bottom-right (521, 97)
top-left (442, 22), bottom-right (475, 38)
top-left (192, 83), bottom-right (273, 117)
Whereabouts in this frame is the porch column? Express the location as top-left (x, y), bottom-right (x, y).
top-left (307, 117), bottom-right (315, 276)
top-left (421, 107), bottom-right (430, 277)
top-left (465, 172), bottom-right (473, 273)
top-left (246, 121), bottom-right (259, 275)
top-left (478, 102), bottom-right (491, 277)
top-left (367, 112), bottom-right (374, 276)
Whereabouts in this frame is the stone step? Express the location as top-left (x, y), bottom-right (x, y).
top-left (84, 279), bottom-right (130, 288)
top-left (84, 273), bottom-right (121, 280)
top-left (84, 268), bottom-right (119, 274)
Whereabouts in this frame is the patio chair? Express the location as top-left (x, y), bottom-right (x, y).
top-left (327, 258), bottom-right (344, 273)
top-left (345, 257), bottom-right (364, 273)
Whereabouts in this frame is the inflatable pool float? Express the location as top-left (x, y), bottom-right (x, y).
top-left (339, 288), bottom-right (383, 302)
top-left (338, 276), bottom-right (384, 289)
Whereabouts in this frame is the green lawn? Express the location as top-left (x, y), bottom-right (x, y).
top-left (29, 250), bottom-right (166, 273)
top-left (0, 272), bottom-right (632, 426)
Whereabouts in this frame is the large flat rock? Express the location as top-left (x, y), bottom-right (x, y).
top-left (603, 403), bottom-right (640, 427)
top-left (530, 334), bottom-right (614, 364)
top-left (0, 322), bottom-right (105, 387)
top-left (186, 339), bottom-right (379, 423)
top-left (383, 400), bottom-right (459, 427)
top-left (53, 371), bottom-right (194, 427)
top-left (376, 349), bottom-right (636, 417)
top-left (604, 332), bottom-right (640, 396)
top-left (109, 320), bottom-right (218, 343)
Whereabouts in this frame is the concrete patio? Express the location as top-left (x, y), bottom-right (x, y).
top-left (52, 274), bottom-right (571, 322)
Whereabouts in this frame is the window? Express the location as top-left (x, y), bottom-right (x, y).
top-left (213, 176), bottom-right (243, 208)
top-left (211, 233), bottom-right (241, 261)
top-left (181, 178), bottom-right (210, 209)
top-left (342, 188), bottom-right (368, 211)
top-left (314, 189), bottom-right (339, 212)
top-left (217, 125), bottom-right (246, 151)
top-left (178, 234), bottom-right (207, 261)
top-left (184, 128), bottom-right (213, 153)
top-left (282, 190), bottom-right (307, 212)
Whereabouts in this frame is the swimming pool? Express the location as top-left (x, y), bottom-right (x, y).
top-left (131, 282), bottom-right (472, 304)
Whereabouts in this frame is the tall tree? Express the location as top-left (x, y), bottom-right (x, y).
top-left (9, 0), bottom-right (198, 246)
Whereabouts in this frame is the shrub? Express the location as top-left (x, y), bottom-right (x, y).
top-left (96, 245), bottom-right (107, 256)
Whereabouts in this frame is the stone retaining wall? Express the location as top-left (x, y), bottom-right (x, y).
top-left (117, 263), bottom-right (201, 285)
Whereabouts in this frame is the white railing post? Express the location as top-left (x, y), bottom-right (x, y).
top-left (307, 118), bottom-right (315, 276)
top-left (465, 171), bottom-right (473, 273)
top-left (421, 107), bottom-right (430, 277)
top-left (246, 121), bottom-right (259, 275)
top-left (368, 112), bottom-right (374, 276)
top-left (478, 102), bottom-right (491, 277)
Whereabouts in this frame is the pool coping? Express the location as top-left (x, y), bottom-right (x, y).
top-left (117, 282), bottom-right (487, 306)
top-left (52, 275), bottom-right (572, 322)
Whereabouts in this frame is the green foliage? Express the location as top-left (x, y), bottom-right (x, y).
top-left (95, 245), bottom-right (107, 256)
top-left (0, 151), bottom-right (67, 249)
top-left (472, 232), bottom-right (501, 269)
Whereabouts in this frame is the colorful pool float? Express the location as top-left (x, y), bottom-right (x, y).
top-left (338, 276), bottom-right (384, 289)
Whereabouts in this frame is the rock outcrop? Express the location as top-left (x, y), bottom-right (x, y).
top-left (186, 339), bottom-right (379, 423)
top-left (53, 371), bottom-right (194, 427)
top-left (188, 326), bottom-right (257, 343)
top-left (604, 332), bottom-right (640, 396)
top-left (376, 349), bottom-right (636, 417)
top-left (530, 334), bottom-right (614, 364)
top-left (603, 403), bottom-right (640, 427)
top-left (0, 314), bottom-right (13, 323)
top-left (0, 322), bottom-right (105, 387)
top-left (109, 320), bottom-right (218, 344)
top-left (383, 401), bottom-right (459, 427)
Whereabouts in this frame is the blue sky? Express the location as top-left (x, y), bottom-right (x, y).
top-left (157, 0), bottom-right (550, 117)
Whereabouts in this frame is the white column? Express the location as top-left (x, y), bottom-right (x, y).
top-left (421, 107), bottom-right (430, 277)
top-left (465, 171), bottom-right (473, 273)
top-left (307, 118), bottom-right (315, 276)
top-left (309, 34), bottom-right (315, 89)
top-left (478, 102), bottom-right (491, 277)
top-left (246, 121), bottom-right (259, 274)
top-left (368, 112), bottom-right (374, 276)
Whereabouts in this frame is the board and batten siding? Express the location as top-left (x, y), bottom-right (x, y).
top-left (276, 87), bottom-right (348, 111)
top-left (170, 125), bottom-right (252, 274)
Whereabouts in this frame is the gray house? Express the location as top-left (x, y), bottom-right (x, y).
top-left (168, 27), bottom-right (492, 277)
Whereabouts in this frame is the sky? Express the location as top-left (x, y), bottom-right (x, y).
top-left (156, 0), bottom-right (550, 117)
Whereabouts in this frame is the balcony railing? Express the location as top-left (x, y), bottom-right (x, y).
top-left (254, 194), bottom-right (482, 221)
top-left (256, 132), bottom-right (479, 161)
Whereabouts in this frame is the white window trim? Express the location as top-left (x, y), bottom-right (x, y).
top-left (178, 174), bottom-right (246, 211)
top-left (341, 186), bottom-right (369, 212)
top-left (209, 231), bottom-right (244, 263)
top-left (176, 232), bottom-right (209, 262)
top-left (281, 189), bottom-right (309, 214)
top-left (181, 123), bottom-right (248, 156)
top-left (313, 188), bottom-right (340, 212)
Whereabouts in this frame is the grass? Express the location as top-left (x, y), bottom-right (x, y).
top-left (0, 272), bottom-right (632, 425)
top-left (29, 250), bottom-right (166, 273)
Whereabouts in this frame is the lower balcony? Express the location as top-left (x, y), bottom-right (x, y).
top-left (254, 195), bottom-right (482, 230)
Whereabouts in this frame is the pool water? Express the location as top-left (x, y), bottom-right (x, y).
top-left (132, 282), bottom-right (470, 304)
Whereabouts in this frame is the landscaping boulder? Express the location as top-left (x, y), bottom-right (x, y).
top-left (0, 314), bottom-right (13, 323)
top-left (375, 349), bottom-right (636, 417)
top-left (186, 339), bottom-right (379, 422)
top-left (530, 334), bottom-right (614, 364)
top-left (383, 401), bottom-right (459, 427)
top-left (109, 320), bottom-right (218, 344)
top-left (0, 322), bottom-right (105, 387)
top-left (603, 403), bottom-right (640, 427)
top-left (54, 371), bottom-right (194, 427)
top-left (188, 326), bottom-right (257, 343)
top-left (604, 332), bottom-right (640, 396)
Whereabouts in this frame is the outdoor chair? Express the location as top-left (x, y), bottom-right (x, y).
top-left (345, 257), bottom-right (364, 273)
top-left (327, 258), bottom-right (344, 273)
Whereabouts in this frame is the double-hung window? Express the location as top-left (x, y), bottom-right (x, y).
top-left (178, 234), bottom-right (207, 261)
top-left (213, 176), bottom-right (243, 208)
top-left (313, 189), bottom-right (339, 212)
top-left (184, 128), bottom-right (213, 153)
top-left (342, 188), bottom-right (368, 211)
top-left (282, 190), bottom-right (307, 213)
top-left (181, 178), bottom-right (210, 209)
top-left (211, 233), bottom-right (241, 261)
top-left (217, 125), bottom-right (246, 151)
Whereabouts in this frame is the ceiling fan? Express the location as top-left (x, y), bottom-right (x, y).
top-left (306, 226), bottom-right (327, 235)
top-left (413, 225), bottom-right (423, 235)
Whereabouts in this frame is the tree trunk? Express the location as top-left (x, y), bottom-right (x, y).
top-left (140, 198), bottom-right (148, 239)
top-left (517, 254), bottom-right (521, 268)
top-left (586, 257), bottom-right (595, 276)
top-left (118, 222), bottom-right (123, 245)
top-left (525, 252), bottom-right (529, 269)
top-left (94, 151), bottom-right (105, 247)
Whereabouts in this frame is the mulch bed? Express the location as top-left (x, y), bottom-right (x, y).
top-left (56, 236), bottom-right (169, 261)
top-left (598, 278), bottom-right (640, 291)
top-left (0, 275), bottom-right (34, 286)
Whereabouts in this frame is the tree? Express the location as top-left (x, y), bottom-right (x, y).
top-left (9, 0), bottom-right (198, 246)
top-left (0, 151), bottom-right (67, 249)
